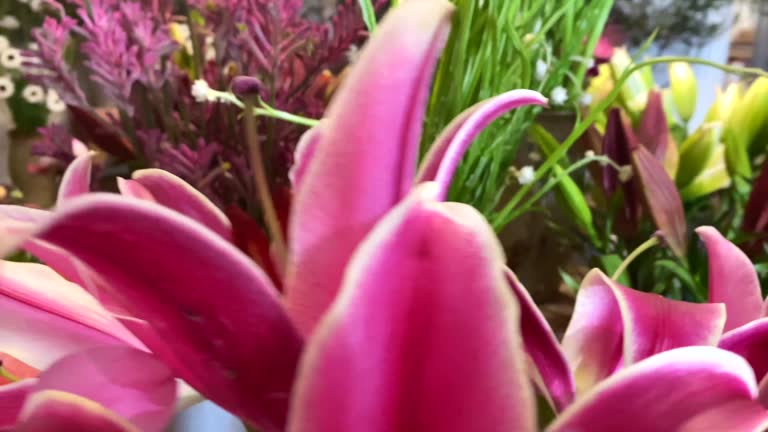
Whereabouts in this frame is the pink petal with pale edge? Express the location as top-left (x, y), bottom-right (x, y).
top-left (720, 318), bottom-right (768, 389)
top-left (15, 390), bottom-right (139, 432)
top-left (416, 90), bottom-right (548, 199)
top-left (505, 269), bottom-right (574, 412)
top-left (548, 347), bottom-right (766, 432)
top-left (56, 152), bottom-right (92, 204)
top-left (289, 123), bottom-right (323, 190)
top-left (117, 178), bottom-right (157, 203)
top-left (0, 379), bottom-right (36, 429)
top-left (288, 184), bottom-right (535, 432)
top-left (697, 226), bottom-right (763, 331)
top-left (33, 194), bottom-right (301, 432)
top-left (32, 346), bottom-right (175, 432)
top-left (132, 169), bottom-right (232, 241)
top-left (286, 0), bottom-right (454, 336)
top-left (562, 269), bottom-right (725, 394)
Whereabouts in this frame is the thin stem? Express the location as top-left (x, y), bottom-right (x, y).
top-left (492, 56), bottom-right (768, 229)
top-left (243, 101), bottom-right (287, 272)
top-left (612, 236), bottom-right (660, 281)
top-left (494, 155), bottom-right (621, 229)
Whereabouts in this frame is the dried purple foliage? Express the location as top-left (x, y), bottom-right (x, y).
top-left (25, 0), bottom-right (375, 210)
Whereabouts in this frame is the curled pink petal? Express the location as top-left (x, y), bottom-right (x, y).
top-left (288, 183), bottom-right (535, 432)
top-left (289, 123), bottom-right (323, 190)
top-left (548, 347), bottom-right (766, 432)
top-left (697, 226), bottom-right (762, 331)
top-left (286, 0), bottom-right (455, 336)
top-left (562, 269), bottom-right (725, 394)
top-left (131, 169), bottom-right (232, 241)
top-left (33, 346), bottom-right (176, 432)
top-left (15, 390), bottom-right (139, 432)
top-left (505, 269), bottom-right (574, 412)
top-left (32, 194), bottom-right (302, 431)
top-left (720, 318), bottom-right (768, 386)
top-left (417, 90), bottom-right (548, 199)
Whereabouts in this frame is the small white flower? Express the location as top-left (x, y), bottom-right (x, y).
top-left (528, 151), bottom-right (541, 162)
top-left (580, 93), bottom-right (593, 107)
top-left (17, 0), bottom-right (30, 3)
top-left (0, 35), bottom-right (9, 53)
top-left (22, 84), bottom-right (45, 103)
top-left (0, 16), bottom-right (20, 30)
top-left (191, 79), bottom-right (212, 102)
top-left (27, 42), bottom-right (39, 51)
top-left (1, 48), bottom-right (23, 69)
top-left (584, 150), bottom-right (596, 158)
top-left (0, 76), bottom-right (15, 100)
top-left (29, 0), bottom-right (42, 11)
top-left (517, 165), bottom-right (536, 185)
top-left (46, 89), bottom-right (66, 112)
top-left (550, 86), bottom-right (568, 106)
top-left (535, 59), bottom-right (548, 81)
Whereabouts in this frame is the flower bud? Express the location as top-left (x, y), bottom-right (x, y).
top-left (668, 62), bottom-right (697, 122)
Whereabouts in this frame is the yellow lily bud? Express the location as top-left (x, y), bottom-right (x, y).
top-left (610, 47), bottom-right (651, 116)
top-left (585, 63), bottom-right (614, 108)
top-left (677, 122), bottom-right (721, 187)
top-left (669, 62), bottom-right (697, 122)
top-left (706, 82), bottom-right (743, 123)
top-left (680, 144), bottom-right (731, 200)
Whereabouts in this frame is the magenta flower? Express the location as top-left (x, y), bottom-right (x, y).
top-left (0, 1), bottom-right (766, 431)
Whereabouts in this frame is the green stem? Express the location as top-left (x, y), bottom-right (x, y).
top-left (243, 101), bottom-right (287, 272)
top-left (496, 155), bottom-right (621, 227)
top-left (492, 57), bottom-right (768, 229)
top-left (612, 236), bottom-right (660, 280)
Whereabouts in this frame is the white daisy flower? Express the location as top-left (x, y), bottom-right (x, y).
top-left (46, 89), bottom-right (66, 112)
top-left (27, 42), bottom-right (39, 51)
top-left (29, 0), bottom-right (42, 12)
top-left (0, 16), bottom-right (20, 30)
top-left (584, 150), bottom-right (596, 158)
top-left (550, 86), bottom-right (568, 106)
top-left (535, 59), bottom-right (548, 81)
top-left (517, 165), bottom-right (536, 185)
top-left (0, 48), bottom-right (23, 69)
top-left (0, 76), bottom-right (15, 100)
top-left (22, 84), bottom-right (45, 103)
top-left (0, 35), bottom-right (9, 53)
top-left (191, 79), bottom-right (212, 102)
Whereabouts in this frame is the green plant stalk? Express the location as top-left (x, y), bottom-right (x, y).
top-left (358, 0), bottom-right (378, 33)
top-left (492, 56), bottom-right (768, 231)
top-left (612, 236), bottom-right (660, 280)
top-left (243, 101), bottom-right (288, 271)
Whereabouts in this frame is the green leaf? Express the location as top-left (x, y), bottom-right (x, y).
top-left (559, 269), bottom-right (580, 293)
top-left (358, 0), bottom-right (378, 33)
top-left (599, 254), bottom-right (631, 286)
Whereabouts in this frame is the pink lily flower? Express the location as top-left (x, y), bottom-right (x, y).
top-left (0, 1), bottom-right (766, 430)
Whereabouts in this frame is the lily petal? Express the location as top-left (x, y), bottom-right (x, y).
top-left (562, 269), bottom-right (725, 394)
top-left (289, 122), bottom-right (323, 190)
top-left (116, 178), bottom-right (157, 203)
top-left (288, 183), bottom-right (535, 432)
top-left (286, 0), bottom-right (454, 336)
top-left (31, 194), bottom-right (302, 431)
top-left (32, 346), bottom-right (176, 432)
top-left (680, 400), bottom-right (768, 432)
top-left (56, 152), bottom-right (92, 204)
top-left (548, 347), bottom-right (768, 432)
top-left (130, 169), bottom-right (232, 241)
top-left (505, 269), bottom-right (574, 412)
top-left (0, 261), bottom-right (141, 348)
top-left (719, 318), bottom-right (768, 386)
top-left (0, 293), bottom-right (124, 371)
top-left (15, 390), bottom-right (139, 432)
top-left (697, 226), bottom-right (762, 331)
top-left (0, 379), bottom-right (36, 429)
top-left (636, 91), bottom-right (669, 161)
top-left (416, 90), bottom-right (548, 199)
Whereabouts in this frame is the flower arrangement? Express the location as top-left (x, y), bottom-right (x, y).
top-left (0, 0), bottom-right (66, 135)
top-left (24, 0), bottom-right (375, 215)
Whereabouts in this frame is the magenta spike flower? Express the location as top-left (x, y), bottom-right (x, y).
top-left (1, 2), bottom-right (767, 431)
